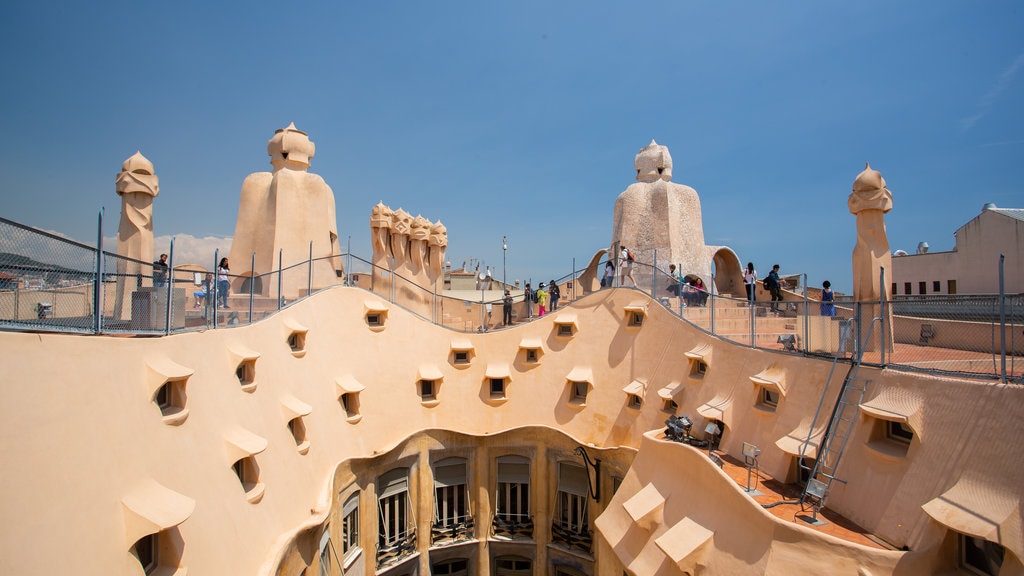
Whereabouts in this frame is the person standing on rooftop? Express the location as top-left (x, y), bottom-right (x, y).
top-left (620, 246), bottom-right (637, 287)
top-left (743, 262), bottom-right (758, 304)
top-left (536, 282), bottom-right (549, 317)
top-left (502, 289), bottom-right (513, 326)
top-left (768, 264), bottom-right (783, 313)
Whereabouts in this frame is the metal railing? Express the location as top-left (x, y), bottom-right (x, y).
top-left (1, 215), bottom-right (1019, 383)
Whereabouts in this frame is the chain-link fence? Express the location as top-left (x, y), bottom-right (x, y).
top-left (1, 216), bottom-right (1019, 383)
top-left (0, 218), bottom-right (99, 333)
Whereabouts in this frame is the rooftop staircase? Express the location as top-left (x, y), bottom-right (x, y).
top-left (670, 294), bottom-right (802, 349)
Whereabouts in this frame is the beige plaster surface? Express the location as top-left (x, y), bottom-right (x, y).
top-left (1, 287), bottom-right (1021, 575)
top-left (2, 136), bottom-right (1021, 576)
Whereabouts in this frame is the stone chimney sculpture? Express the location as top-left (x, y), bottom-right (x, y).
top-left (228, 123), bottom-right (342, 300)
top-left (849, 162), bottom-right (895, 353)
top-left (611, 140), bottom-right (742, 296)
top-left (370, 202), bottom-right (446, 319)
top-left (113, 151), bottom-right (159, 320)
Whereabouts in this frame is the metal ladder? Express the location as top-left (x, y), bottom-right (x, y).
top-left (797, 313), bottom-right (877, 517)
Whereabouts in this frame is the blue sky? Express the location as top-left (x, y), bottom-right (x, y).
top-left (1, 2), bottom-right (1021, 294)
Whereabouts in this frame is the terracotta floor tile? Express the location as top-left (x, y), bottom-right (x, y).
top-left (713, 452), bottom-right (893, 550)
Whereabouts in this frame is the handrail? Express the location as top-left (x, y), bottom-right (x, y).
top-left (0, 217), bottom-right (1019, 382)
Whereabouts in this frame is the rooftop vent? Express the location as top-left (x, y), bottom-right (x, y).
top-left (983, 202), bottom-right (997, 211)
top-left (917, 242), bottom-right (929, 255)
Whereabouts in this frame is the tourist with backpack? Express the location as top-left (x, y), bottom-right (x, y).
top-left (619, 246), bottom-right (637, 287)
top-left (548, 280), bottom-right (560, 311)
top-left (767, 264), bottom-right (783, 313)
top-left (536, 282), bottom-right (549, 317)
top-left (523, 282), bottom-right (533, 319)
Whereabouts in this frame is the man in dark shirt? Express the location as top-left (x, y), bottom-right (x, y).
top-left (153, 253), bottom-right (169, 288)
top-left (523, 283), bottom-right (533, 319)
top-left (768, 264), bottom-right (783, 313)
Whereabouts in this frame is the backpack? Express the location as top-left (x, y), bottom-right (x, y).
top-left (626, 249), bottom-right (634, 263)
top-left (763, 278), bottom-right (771, 290)
top-left (532, 291), bottom-right (538, 303)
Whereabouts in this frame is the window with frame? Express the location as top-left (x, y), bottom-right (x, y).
top-left (377, 468), bottom-right (413, 550)
top-left (948, 279), bottom-right (957, 295)
top-left (663, 398), bottom-right (678, 413)
top-left (318, 527), bottom-right (334, 576)
top-left (131, 533), bottom-right (157, 575)
top-left (432, 558), bottom-right (469, 575)
top-left (932, 280), bottom-right (941, 293)
top-left (629, 311), bottom-right (644, 326)
top-left (959, 532), bottom-right (1004, 576)
top-left (288, 417), bottom-right (309, 454)
top-left (557, 324), bottom-right (574, 337)
top-left (627, 394), bottom-right (642, 409)
top-left (689, 359), bottom-right (708, 378)
top-left (865, 415), bottom-right (915, 459)
top-left (795, 457), bottom-right (816, 485)
top-left (454, 351), bottom-right (470, 365)
top-left (341, 392), bottom-right (359, 419)
top-left (904, 282), bottom-right (912, 295)
top-left (366, 312), bottom-right (384, 327)
top-left (130, 527), bottom-right (184, 575)
top-left (555, 462), bottom-right (589, 535)
top-left (420, 379), bottom-right (437, 401)
top-left (433, 458), bottom-right (471, 529)
top-left (287, 331), bottom-right (306, 353)
top-left (525, 348), bottom-right (538, 363)
top-left (236, 359), bottom-right (256, 388)
top-left (489, 377), bottom-right (506, 398)
top-left (495, 456), bottom-right (530, 525)
top-left (342, 493), bottom-right (359, 559)
top-left (155, 380), bottom-right (184, 412)
top-left (758, 387), bottom-right (780, 410)
top-left (234, 456), bottom-right (259, 493)
top-left (919, 281), bottom-right (927, 295)
top-left (495, 556), bottom-right (532, 576)
top-left (571, 381), bottom-right (589, 403)
top-left (886, 421), bottom-right (914, 445)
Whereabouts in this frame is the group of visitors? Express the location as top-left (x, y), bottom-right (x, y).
top-left (154, 253), bottom-right (232, 311)
top-left (598, 245), bottom-right (638, 289)
top-left (190, 258), bottom-right (232, 309)
top-left (744, 262), bottom-right (784, 312)
top-left (745, 261), bottom-right (836, 317)
top-left (665, 264), bottom-right (708, 307)
top-left (503, 279), bottom-right (561, 325)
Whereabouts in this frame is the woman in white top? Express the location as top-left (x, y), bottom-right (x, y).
top-left (602, 260), bottom-right (616, 288)
top-left (619, 246), bottom-right (637, 287)
top-left (743, 262), bottom-right (757, 304)
top-left (216, 258), bottom-right (231, 308)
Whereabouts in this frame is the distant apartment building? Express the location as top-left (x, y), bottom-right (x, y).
top-left (891, 204), bottom-right (1023, 296)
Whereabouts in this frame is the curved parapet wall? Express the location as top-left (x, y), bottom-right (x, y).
top-left (0, 286), bottom-right (1021, 574)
